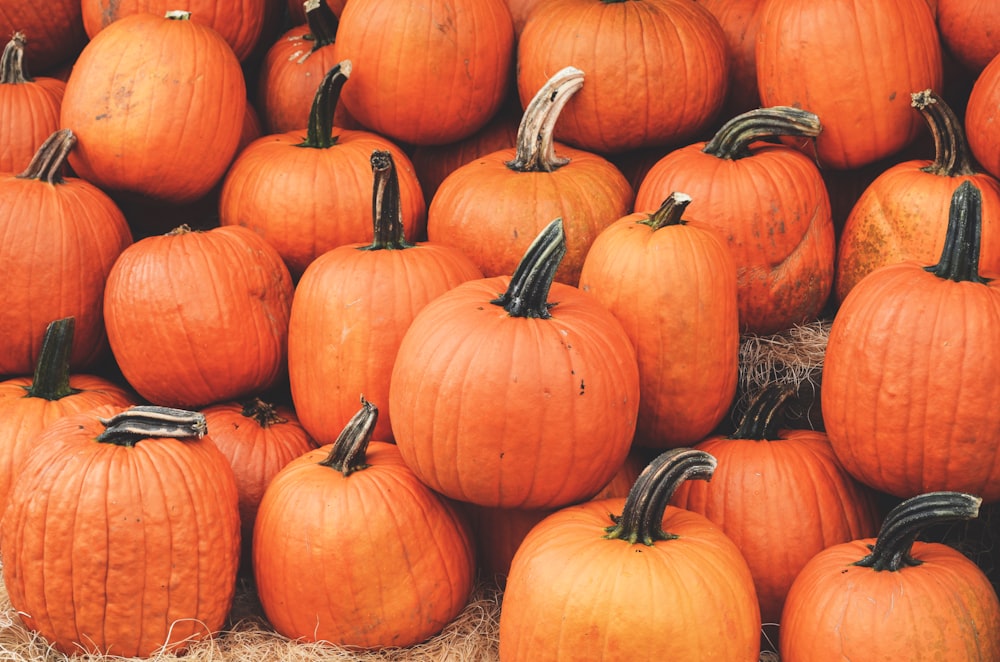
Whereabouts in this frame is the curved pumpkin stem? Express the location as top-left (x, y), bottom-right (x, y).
top-left (490, 218), bottom-right (566, 318)
top-left (302, 0), bottom-right (339, 56)
top-left (299, 60), bottom-right (352, 150)
top-left (16, 129), bottom-right (75, 184)
top-left (604, 448), bottom-right (717, 546)
top-left (506, 66), bottom-right (584, 173)
top-left (854, 491), bottom-right (981, 572)
top-left (97, 406), bottom-right (208, 447)
top-left (701, 106), bottom-right (822, 160)
top-left (641, 192), bottom-right (693, 230)
top-left (0, 31), bottom-right (30, 84)
top-left (240, 397), bottom-right (289, 428)
top-left (361, 150), bottom-right (413, 250)
top-left (317, 397), bottom-right (378, 477)
top-left (911, 89), bottom-right (975, 177)
top-left (729, 384), bottom-right (797, 441)
top-left (925, 181), bottom-right (990, 284)
top-left (25, 317), bottom-right (80, 401)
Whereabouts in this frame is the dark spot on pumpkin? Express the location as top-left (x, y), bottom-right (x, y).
top-left (95, 113), bottom-right (109, 121)
top-left (889, 91), bottom-right (897, 101)
top-left (579, 379), bottom-right (585, 395)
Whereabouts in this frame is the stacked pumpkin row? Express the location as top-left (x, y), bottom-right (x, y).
top-left (1, 0), bottom-right (1000, 660)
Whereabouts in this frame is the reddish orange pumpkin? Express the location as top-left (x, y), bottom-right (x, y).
top-left (965, 51), bottom-right (1000, 181)
top-left (936, 0), bottom-right (1000, 73)
top-left (693, 0), bottom-right (767, 120)
top-left (0, 1), bottom-right (86, 73)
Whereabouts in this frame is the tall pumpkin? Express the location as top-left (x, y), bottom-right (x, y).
top-left (1, 405), bottom-right (241, 657)
top-left (390, 219), bottom-right (640, 509)
top-left (60, 11), bottom-right (247, 204)
top-left (823, 181), bottom-right (1000, 502)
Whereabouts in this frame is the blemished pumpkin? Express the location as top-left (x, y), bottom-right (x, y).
top-left (390, 218), bottom-right (640, 509)
top-left (823, 181), bottom-right (1000, 503)
top-left (1, 404), bottom-right (241, 657)
top-left (253, 399), bottom-right (476, 649)
top-left (60, 10), bottom-right (247, 204)
top-left (779, 491), bottom-right (1000, 661)
top-left (498, 448), bottom-right (761, 661)
top-left (579, 192), bottom-right (739, 448)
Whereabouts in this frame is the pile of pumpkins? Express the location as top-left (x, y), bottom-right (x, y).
top-left (1, 0), bottom-right (999, 660)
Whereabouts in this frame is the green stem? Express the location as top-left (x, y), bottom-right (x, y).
top-left (729, 384), bottom-right (797, 441)
top-left (240, 397), bottom-right (288, 427)
top-left (299, 60), bottom-right (352, 149)
top-left (16, 129), bottom-right (75, 184)
top-left (854, 491), bottom-right (981, 571)
top-left (911, 89), bottom-right (975, 177)
top-left (360, 150), bottom-right (413, 250)
top-left (25, 317), bottom-right (79, 400)
top-left (0, 32), bottom-right (30, 84)
top-left (96, 406), bottom-right (208, 447)
top-left (317, 397), bottom-right (378, 476)
top-left (640, 192), bottom-right (693, 230)
top-left (701, 106), bottom-right (822, 160)
top-left (490, 218), bottom-right (566, 318)
top-left (925, 181), bottom-right (990, 284)
top-left (505, 66), bottom-right (584, 173)
top-left (304, 0), bottom-right (339, 52)
top-left (604, 448), bottom-right (718, 545)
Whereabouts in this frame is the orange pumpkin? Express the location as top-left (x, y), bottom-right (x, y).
top-left (965, 50), bottom-right (1000, 181)
top-left (0, 0), bottom-right (86, 73)
top-left (0, 32), bottom-right (64, 174)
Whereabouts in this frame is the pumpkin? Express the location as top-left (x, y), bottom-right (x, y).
top-left (823, 181), bottom-right (1000, 503)
top-left (1, 404), bottom-right (241, 657)
top-left (756, 0), bottom-right (943, 170)
top-left (332, 0), bottom-right (514, 146)
top-left (965, 51), bottom-right (1000, 181)
top-left (103, 224), bottom-right (294, 409)
top-left (936, 0), bottom-right (1000, 73)
top-left (390, 218), bottom-right (640, 509)
top-left (287, 149), bottom-right (482, 444)
top-left (60, 11), bottom-right (247, 204)
top-left (219, 62), bottom-right (426, 278)
top-left (670, 385), bottom-right (882, 623)
top-left (779, 491), bottom-right (1000, 660)
top-left (288, 0), bottom-right (346, 25)
top-left (498, 448), bottom-right (761, 661)
top-left (253, 399), bottom-right (476, 649)
top-left (0, 128), bottom-right (133, 375)
top-left (835, 89), bottom-right (1000, 302)
top-left (634, 106), bottom-right (835, 334)
top-left (0, 1), bottom-right (86, 73)
top-left (427, 67), bottom-right (634, 286)
top-left (693, 0), bottom-right (767, 120)
top-left (516, 0), bottom-right (729, 154)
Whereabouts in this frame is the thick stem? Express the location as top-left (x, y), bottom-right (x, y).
top-left (925, 181), bottom-right (990, 284)
top-left (490, 218), bottom-right (566, 318)
top-left (604, 448), bottom-right (717, 545)
top-left (303, 0), bottom-right (339, 53)
top-left (854, 491), bottom-right (981, 571)
top-left (240, 398), bottom-right (288, 428)
top-left (96, 406), bottom-right (208, 447)
top-left (361, 150), bottom-right (412, 250)
top-left (729, 384), bottom-right (797, 441)
top-left (701, 106), bottom-right (822, 160)
top-left (16, 129), bottom-right (75, 184)
top-left (641, 192), bottom-right (693, 231)
top-left (25, 317), bottom-right (79, 400)
top-left (505, 66), bottom-right (584, 173)
top-left (0, 32), bottom-right (30, 84)
top-left (317, 397), bottom-right (378, 476)
top-left (911, 89), bottom-right (975, 177)
top-left (299, 60), bottom-right (352, 149)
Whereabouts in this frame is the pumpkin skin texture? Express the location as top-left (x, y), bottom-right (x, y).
top-left (693, 0), bottom-right (767, 120)
top-left (0, 129), bottom-right (133, 376)
top-left (390, 220), bottom-right (640, 509)
top-left (822, 182), bottom-right (1000, 503)
top-left (965, 52), bottom-right (1000, 181)
top-left (936, 0), bottom-right (1000, 73)
top-left (60, 12), bottom-right (247, 205)
top-left (333, 0), bottom-right (514, 146)
top-left (103, 225), bottom-right (294, 409)
top-left (0, 1), bottom-right (86, 73)
top-left (756, 0), bottom-right (942, 170)
top-left (1, 404), bottom-right (241, 657)
top-left (0, 33), bottom-right (65, 174)
top-left (517, 0), bottom-right (729, 154)
top-left (253, 401), bottom-right (476, 649)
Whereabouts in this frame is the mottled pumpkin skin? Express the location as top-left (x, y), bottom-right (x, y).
top-left (1, 404), bottom-right (241, 658)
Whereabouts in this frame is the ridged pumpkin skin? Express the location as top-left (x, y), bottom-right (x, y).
top-left (756, 0), bottom-right (942, 170)
top-left (0, 1), bottom-right (86, 73)
top-left (1, 404), bottom-right (241, 657)
top-left (516, 0), bottom-right (729, 154)
top-left (103, 225), bottom-right (294, 409)
top-left (60, 12), bottom-right (247, 204)
top-left (0, 34), bottom-right (65, 174)
top-left (333, 0), bottom-right (514, 146)
top-left (966, 53), bottom-right (1000, 181)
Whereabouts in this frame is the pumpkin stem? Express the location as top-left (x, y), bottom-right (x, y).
top-left (96, 405), bottom-right (208, 447)
top-left (925, 181), bottom-right (991, 284)
top-left (729, 384), bottom-right (796, 441)
top-left (604, 448), bottom-right (717, 545)
top-left (506, 66), bottom-right (584, 173)
top-left (16, 129), bottom-right (75, 184)
top-left (240, 397), bottom-right (288, 427)
top-left (911, 90), bottom-right (975, 177)
top-left (164, 10), bottom-right (192, 20)
top-left (361, 150), bottom-right (413, 250)
top-left (24, 317), bottom-right (80, 401)
top-left (299, 60), bottom-right (352, 150)
top-left (0, 31), bottom-right (30, 84)
top-left (640, 192), bottom-right (693, 230)
top-left (701, 106), bottom-right (822, 160)
top-left (317, 397), bottom-right (378, 476)
top-left (853, 491), bottom-right (981, 572)
top-left (303, 0), bottom-right (339, 55)
top-left (490, 218), bottom-right (566, 318)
